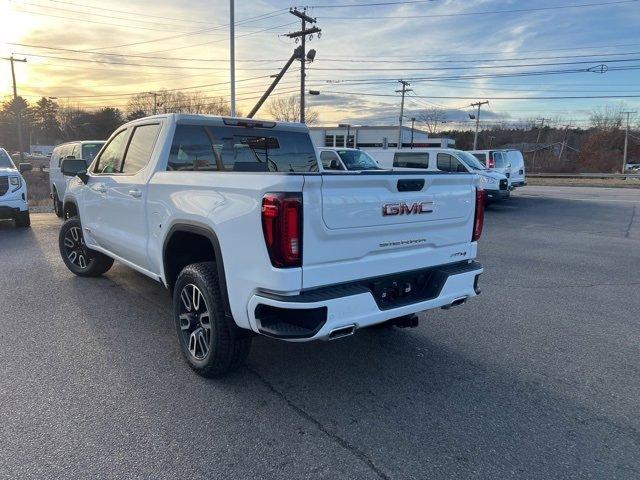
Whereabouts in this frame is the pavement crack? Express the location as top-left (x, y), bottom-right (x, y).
top-left (625, 205), bottom-right (637, 238)
top-left (246, 366), bottom-right (391, 480)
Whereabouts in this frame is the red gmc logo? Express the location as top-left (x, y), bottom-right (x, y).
top-left (382, 201), bottom-right (433, 216)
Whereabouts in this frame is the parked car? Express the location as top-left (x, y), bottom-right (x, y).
top-left (504, 149), bottom-right (526, 187)
top-left (318, 147), bottom-right (382, 171)
top-left (0, 147), bottom-right (30, 227)
top-left (49, 141), bottom-right (105, 217)
top-left (367, 148), bottom-right (510, 202)
top-left (58, 114), bottom-right (485, 377)
top-left (468, 150), bottom-right (513, 187)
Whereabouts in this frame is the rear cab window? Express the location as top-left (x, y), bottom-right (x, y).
top-left (168, 124), bottom-right (318, 173)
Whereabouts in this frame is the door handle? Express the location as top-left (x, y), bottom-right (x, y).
top-left (95, 184), bottom-right (107, 194)
top-left (128, 188), bottom-right (142, 198)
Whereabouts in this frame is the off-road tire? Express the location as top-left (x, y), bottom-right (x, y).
top-left (53, 191), bottom-right (63, 218)
top-left (15, 210), bottom-right (31, 228)
top-left (173, 262), bottom-right (252, 377)
top-left (59, 217), bottom-right (114, 277)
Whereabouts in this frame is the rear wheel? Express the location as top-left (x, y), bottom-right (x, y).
top-left (173, 262), bottom-right (252, 377)
top-left (14, 210), bottom-right (30, 228)
top-left (53, 191), bottom-right (63, 218)
top-left (58, 217), bottom-right (114, 276)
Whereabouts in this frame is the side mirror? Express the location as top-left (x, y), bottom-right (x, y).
top-left (19, 162), bottom-right (32, 173)
top-left (61, 158), bottom-right (88, 183)
top-left (329, 159), bottom-right (342, 170)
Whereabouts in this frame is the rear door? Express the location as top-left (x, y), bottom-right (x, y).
top-left (506, 150), bottom-right (525, 184)
top-left (302, 172), bottom-right (477, 289)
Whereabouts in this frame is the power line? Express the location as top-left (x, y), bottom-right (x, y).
top-left (316, 0), bottom-right (639, 18)
top-left (43, 0), bottom-right (220, 25)
top-left (86, 9), bottom-right (289, 51)
top-left (321, 91), bottom-right (640, 100)
top-left (10, 43), bottom-right (287, 63)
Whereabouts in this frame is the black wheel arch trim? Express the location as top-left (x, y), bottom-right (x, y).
top-left (162, 222), bottom-right (232, 318)
top-left (62, 198), bottom-right (79, 218)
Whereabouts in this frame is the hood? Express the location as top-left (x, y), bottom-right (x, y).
top-left (0, 167), bottom-right (19, 175)
top-left (477, 170), bottom-right (507, 181)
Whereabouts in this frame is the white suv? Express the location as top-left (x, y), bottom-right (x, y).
top-left (49, 141), bottom-right (105, 217)
top-left (0, 148), bottom-right (30, 228)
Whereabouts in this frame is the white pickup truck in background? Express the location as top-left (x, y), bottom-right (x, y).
top-left (59, 114), bottom-right (485, 376)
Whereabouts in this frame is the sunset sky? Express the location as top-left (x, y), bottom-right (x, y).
top-left (1, 0), bottom-right (639, 128)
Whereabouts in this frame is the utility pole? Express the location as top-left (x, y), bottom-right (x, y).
top-left (2, 56), bottom-right (27, 162)
top-left (396, 80), bottom-right (411, 149)
top-left (229, 0), bottom-right (236, 116)
top-left (286, 8), bottom-right (320, 123)
top-left (622, 110), bottom-right (637, 173)
top-left (558, 124), bottom-right (571, 161)
top-left (470, 100), bottom-right (489, 150)
top-left (410, 117), bottom-right (415, 149)
top-left (247, 47), bottom-right (304, 118)
top-left (532, 118), bottom-right (547, 173)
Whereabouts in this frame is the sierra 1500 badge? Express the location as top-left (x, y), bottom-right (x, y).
top-left (382, 201), bottom-right (433, 216)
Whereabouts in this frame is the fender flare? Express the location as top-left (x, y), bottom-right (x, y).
top-left (162, 222), bottom-right (231, 318)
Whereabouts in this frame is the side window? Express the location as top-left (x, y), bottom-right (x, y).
top-left (437, 153), bottom-right (466, 172)
top-left (93, 130), bottom-right (128, 174)
top-left (394, 152), bottom-right (428, 168)
top-left (168, 125), bottom-right (217, 171)
top-left (320, 151), bottom-right (343, 170)
top-left (122, 124), bottom-right (161, 175)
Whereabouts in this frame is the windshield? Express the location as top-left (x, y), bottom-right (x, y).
top-left (82, 143), bottom-right (105, 165)
top-left (457, 151), bottom-right (487, 171)
top-left (335, 149), bottom-right (380, 171)
top-left (0, 149), bottom-right (14, 168)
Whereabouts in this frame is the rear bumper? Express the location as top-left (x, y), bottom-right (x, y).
top-left (247, 261), bottom-right (483, 341)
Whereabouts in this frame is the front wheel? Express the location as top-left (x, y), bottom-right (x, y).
top-left (173, 262), bottom-right (252, 377)
top-left (58, 217), bottom-right (114, 276)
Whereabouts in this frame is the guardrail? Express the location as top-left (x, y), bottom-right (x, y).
top-left (528, 173), bottom-right (640, 179)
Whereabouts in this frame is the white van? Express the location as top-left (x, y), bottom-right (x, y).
top-left (467, 150), bottom-right (513, 186)
top-left (49, 140), bottom-right (104, 217)
top-left (504, 149), bottom-right (526, 187)
top-left (367, 148), bottom-right (510, 202)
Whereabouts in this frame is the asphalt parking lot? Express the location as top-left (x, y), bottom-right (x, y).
top-left (1, 186), bottom-right (639, 480)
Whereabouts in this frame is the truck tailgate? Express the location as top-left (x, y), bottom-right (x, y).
top-left (302, 172), bottom-right (477, 289)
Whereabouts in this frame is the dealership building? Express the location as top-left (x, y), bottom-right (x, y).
top-left (308, 125), bottom-right (455, 150)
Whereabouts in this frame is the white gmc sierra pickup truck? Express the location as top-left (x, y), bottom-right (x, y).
top-left (59, 114), bottom-right (485, 377)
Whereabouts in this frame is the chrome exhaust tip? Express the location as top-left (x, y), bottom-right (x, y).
top-left (328, 324), bottom-right (356, 340)
top-left (441, 297), bottom-right (468, 310)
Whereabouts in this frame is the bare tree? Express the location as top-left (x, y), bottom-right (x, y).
top-left (589, 105), bottom-right (624, 131)
top-left (418, 108), bottom-right (447, 134)
top-left (125, 90), bottom-right (233, 116)
top-left (265, 96), bottom-right (318, 124)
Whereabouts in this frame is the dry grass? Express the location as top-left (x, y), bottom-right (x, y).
top-left (22, 171), bottom-right (52, 207)
top-left (527, 177), bottom-right (640, 189)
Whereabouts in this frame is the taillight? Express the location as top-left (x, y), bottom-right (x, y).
top-left (262, 193), bottom-right (302, 268)
top-left (472, 188), bottom-right (485, 242)
top-left (487, 153), bottom-right (495, 169)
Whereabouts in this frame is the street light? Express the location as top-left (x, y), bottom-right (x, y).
top-left (338, 123), bottom-right (351, 147)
